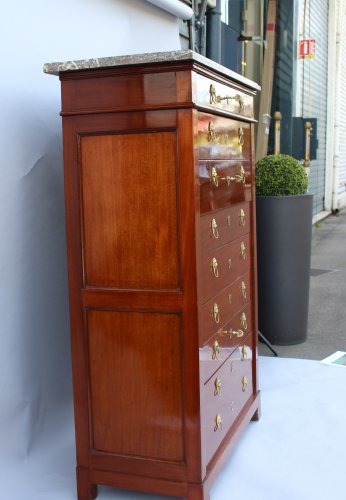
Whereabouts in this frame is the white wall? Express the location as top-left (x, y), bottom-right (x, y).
top-left (0, 0), bottom-right (180, 464)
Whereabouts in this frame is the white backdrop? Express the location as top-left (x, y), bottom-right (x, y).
top-left (0, 0), bottom-right (180, 470)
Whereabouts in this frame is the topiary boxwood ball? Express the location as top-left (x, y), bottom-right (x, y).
top-left (255, 154), bottom-right (308, 196)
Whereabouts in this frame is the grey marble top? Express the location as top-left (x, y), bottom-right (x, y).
top-left (43, 50), bottom-right (260, 91)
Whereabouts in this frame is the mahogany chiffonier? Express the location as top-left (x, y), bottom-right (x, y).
top-left (44, 50), bottom-right (261, 500)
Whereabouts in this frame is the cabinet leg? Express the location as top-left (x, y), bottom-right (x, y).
top-left (76, 467), bottom-right (98, 500)
top-left (187, 484), bottom-right (209, 500)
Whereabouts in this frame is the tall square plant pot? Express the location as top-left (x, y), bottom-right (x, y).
top-left (256, 193), bottom-right (313, 345)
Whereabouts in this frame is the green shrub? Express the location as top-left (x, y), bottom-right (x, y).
top-left (255, 154), bottom-right (308, 196)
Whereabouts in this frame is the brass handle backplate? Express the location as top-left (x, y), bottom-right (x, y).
top-left (241, 281), bottom-right (247, 299)
top-left (239, 208), bottom-right (246, 226)
top-left (212, 303), bottom-right (220, 324)
top-left (240, 241), bottom-right (246, 260)
top-left (209, 84), bottom-right (245, 112)
top-left (241, 345), bottom-right (248, 361)
top-left (241, 312), bottom-right (248, 330)
top-left (214, 413), bottom-right (223, 431)
top-left (212, 340), bottom-right (220, 360)
top-left (211, 257), bottom-right (219, 277)
top-left (211, 218), bottom-right (219, 239)
top-left (210, 166), bottom-right (219, 187)
top-left (238, 127), bottom-right (244, 146)
top-left (214, 377), bottom-right (222, 396)
top-left (242, 375), bottom-right (248, 392)
top-left (207, 121), bottom-right (217, 142)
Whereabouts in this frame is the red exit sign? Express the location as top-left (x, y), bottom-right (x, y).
top-left (299, 39), bottom-right (316, 59)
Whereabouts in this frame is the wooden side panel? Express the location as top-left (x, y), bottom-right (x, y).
top-left (87, 309), bottom-right (184, 463)
top-left (80, 131), bottom-right (179, 290)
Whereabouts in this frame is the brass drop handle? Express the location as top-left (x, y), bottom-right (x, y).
top-left (229, 328), bottom-right (244, 339)
top-left (242, 375), bottom-right (248, 392)
top-left (212, 340), bottom-right (221, 360)
top-left (238, 127), bottom-right (244, 146)
top-left (240, 241), bottom-right (246, 260)
top-left (239, 208), bottom-right (246, 226)
top-left (214, 413), bottom-right (223, 431)
top-left (241, 345), bottom-right (248, 361)
top-left (211, 257), bottom-right (219, 277)
top-left (212, 303), bottom-right (220, 324)
top-left (241, 281), bottom-right (247, 299)
top-left (210, 218), bottom-right (219, 239)
top-left (210, 165), bottom-right (246, 187)
top-left (214, 377), bottom-right (222, 396)
top-left (222, 166), bottom-right (246, 186)
top-left (241, 312), bottom-right (248, 330)
top-left (209, 84), bottom-right (245, 112)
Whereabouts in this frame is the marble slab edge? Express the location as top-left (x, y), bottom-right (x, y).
top-left (43, 49), bottom-right (260, 91)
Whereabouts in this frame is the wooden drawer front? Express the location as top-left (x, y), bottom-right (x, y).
top-left (203, 342), bottom-right (253, 463)
top-left (200, 273), bottom-right (250, 338)
top-left (199, 234), bottom-right (251, 302)
top-left (200, 204), bottom-right (251, 255)
top-left (192, 73), bottom-right (254, 119)
top-left (199, 304), bottom-right (252, 381)
top-left (200, 161), bottom-right (252, 214)
top-left (61, 71), bottom-right (183, 114)
top-left (197, 113), bottom-right (251, 160)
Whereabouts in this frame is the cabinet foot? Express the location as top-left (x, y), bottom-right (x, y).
top-left (187, 484), bottom-right (209, 500)
top-left (76, 467), bottom-right (98, 500)
top-left (251, 406), bottom-right (261, 421)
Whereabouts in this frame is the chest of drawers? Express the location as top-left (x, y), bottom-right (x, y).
top-left (47, 50), bottom-right (260, 500)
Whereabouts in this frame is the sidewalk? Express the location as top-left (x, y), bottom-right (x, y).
top-left (259, 209), bottom-right (346, 360)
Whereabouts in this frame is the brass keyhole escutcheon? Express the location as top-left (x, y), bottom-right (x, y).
top-left (212, 340), bottom-right (220, 360)
top-left (228, 258), bottom-right (232, 269)
top-left (214, 377), bottom-right (222, 396)
top-left (212, 303), bottom-right (220, 324)
top-left (211, 257), bottom-right (219, 277)
top-left (210, 166), bottom-right (219, 187)
top-left (211, 218), bottom-right (219, 239)
top-left (241, 281), bottom-right (247, 299)
top-left (241, 345), bottom-right (248, 361)
top-left (239, 208), bottom-right (246, 226)
top-left (227, 215), bottom-right (231, 226)
top-left (230, 361), bottom-right (234, 372)
top-left (241, 312), bottom-right (248, 330)
top-left (214, 413), bottom-right (223, 432)
top-left (242, 375), bottom-right (248, 392)
top-left (240, 241), bottom-right (246, 260)
top-left (238, 127), bottom-right (244, 146)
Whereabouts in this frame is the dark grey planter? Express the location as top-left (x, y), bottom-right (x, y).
top-left (256, 194), bottom-right (313, 345)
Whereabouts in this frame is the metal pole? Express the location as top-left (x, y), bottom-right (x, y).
top-left (206, 0), bottom-right (222, 63)
top-left (274, 111), bottom-right (282, 154)
top-left (304, 121), bottom-right (312, 168)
